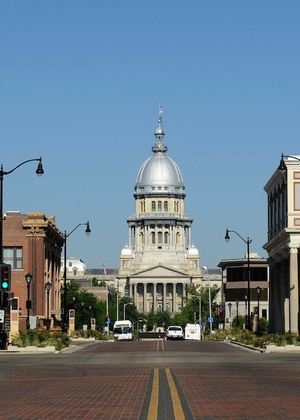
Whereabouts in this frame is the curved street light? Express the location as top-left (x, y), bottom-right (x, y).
top-left (225, 229), bottom-right (252, 330)
top-left (278, 153), bottom-right (300, 171)
top-left (62, 222), bottom-right (91, 333)
top-left (0, 158), bottom-right (44, 263)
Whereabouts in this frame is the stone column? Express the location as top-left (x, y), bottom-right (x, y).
top-left (172, 283), bottom-right (176, 312)
top-left (133, 283), bottom-right (137, 306)
top-left (153, 282), bottom-right (157, 312)
top-left (143, 283), bottom-right (147, 313)
top-left (163, 283), bottom-right (166, 311)
top-left (288, 244), bottom-right (299, 334)
top-left (128, 226), bottom-right (131, 248)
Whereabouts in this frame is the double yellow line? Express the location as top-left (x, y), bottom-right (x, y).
top-left (147, 368), bottom-right (185, 420)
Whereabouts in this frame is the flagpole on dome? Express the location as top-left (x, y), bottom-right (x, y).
top-left (159, 102), bottom-right (164, 115)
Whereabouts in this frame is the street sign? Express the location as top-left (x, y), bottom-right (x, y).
top-left (208, 317), bottom-right (213, 323)
top-left (107, 318), bottom-right (110, 324)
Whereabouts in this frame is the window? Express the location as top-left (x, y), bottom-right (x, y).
top-left (158, 201), bottom-right (162, 211)
top-left (152, 201), bottom-right (156, 212)
top-left (164, 232), bottom-right (169, 244)
top-left (68, 262), bottom-right (72, 267)
top-left (151, 232), bottom-right (155, 244)
top-left (73, 270), bottom-right (77, 276)
top-left (164, 201), bottom-right (168, 211)
top-left (158, 232), bottom-right (162, 244)
top-left (3, 247), bottom-right (23, 269)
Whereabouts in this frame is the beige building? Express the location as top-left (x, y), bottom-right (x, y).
top-left (263, 155), bottom-right (300, 334)
top-left (117, 115), bottom-right (204, 314)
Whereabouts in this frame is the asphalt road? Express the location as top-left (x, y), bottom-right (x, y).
top-left (1, 340), bottom-right (300, 419)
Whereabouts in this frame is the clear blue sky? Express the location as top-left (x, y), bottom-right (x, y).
top-left (1, 1), bottom-right (300, 269)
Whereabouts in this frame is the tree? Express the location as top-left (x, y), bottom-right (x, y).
top-left (66, 282), bottom-right (106, 330)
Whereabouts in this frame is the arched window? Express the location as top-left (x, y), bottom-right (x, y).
top-left (164, 232), bottom-right (169, 244)
top-left (158, 232), bottom-right (162, 244)
top-left (174, 201), bottom-right (178, 212)
top-left (164, 201), bottom-right (168, 211)
top-left (140, 201), bottom-right (145, 212)
top-left (151, 232), bottom-right (155, 244)
top-left (158, 201), bottom-right (162, 211)
top-left (152, 201), bottom-right (156, 212)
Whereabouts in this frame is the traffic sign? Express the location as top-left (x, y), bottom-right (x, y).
top-left (208, 317), bottom-right (213, 323)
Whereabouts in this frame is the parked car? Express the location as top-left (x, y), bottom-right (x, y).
top-left (166, 326), bottom-right (184, 340)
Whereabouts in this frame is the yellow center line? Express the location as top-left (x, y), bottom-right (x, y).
top-left (147, 368), bottom-right (159, 420)
top-left (166, 368), bottom-right (185, 420)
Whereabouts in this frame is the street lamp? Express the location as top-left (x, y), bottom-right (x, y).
top-left (45, 281), bottom-right (52, 330)
top-left (236, 299), bottom-right (239, 328)
top-left (191, 295), bottom-right (202, 332)
top-left (256, 286), bottom-right (261, 335)
top-left (81, 301), bottom-right (85, 330)
top-left (228, 303), bottom-right (232, 328)
top-left (62, 221), bottom-right (91, 333)
top-left (225, 229), bottom-right (252, 330)
top-left (124, 302), bottom-right (133, 320)
top-left (278, 153), bottom-right (300, 171)
top-left (245, 294), bottom-right (248, 327)
top-left (25, 272), bottom-right (32, 330)
top-left (0, 158), bottom-right (44, 263)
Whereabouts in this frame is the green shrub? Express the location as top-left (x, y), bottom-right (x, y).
top-left (12, 330), bottom-right (71, 351)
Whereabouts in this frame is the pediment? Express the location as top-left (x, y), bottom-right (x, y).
top-left (130, 264), bottom-right (190, 279)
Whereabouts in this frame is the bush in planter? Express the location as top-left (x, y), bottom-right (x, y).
top-left (12, 330), bottom-right (71, 350)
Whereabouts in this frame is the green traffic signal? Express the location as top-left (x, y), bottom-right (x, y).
top-left (0, 264), bottom-right (11, 291)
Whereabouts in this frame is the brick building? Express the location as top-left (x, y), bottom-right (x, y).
top-left (3, 211), bottom-right (64, 334)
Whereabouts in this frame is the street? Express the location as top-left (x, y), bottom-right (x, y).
top-left (1, 340), bottom-right (300, 419)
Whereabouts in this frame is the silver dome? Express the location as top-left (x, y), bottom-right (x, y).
top-left (135, 116), bottom-right (185, 196)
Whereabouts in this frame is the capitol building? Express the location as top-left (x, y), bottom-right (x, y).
top-left (117, 114), bottom-right (205, 314)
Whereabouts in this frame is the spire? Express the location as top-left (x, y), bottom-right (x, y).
top-left (152, 115), bottom-right (168, 153)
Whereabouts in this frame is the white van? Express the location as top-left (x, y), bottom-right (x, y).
top-left (185, 323), bottom-right (202, 341)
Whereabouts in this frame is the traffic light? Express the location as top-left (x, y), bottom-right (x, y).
top-left (3, 292), bottom-right (14, 308)
top-left (0, 264), bottom-right (11, 291)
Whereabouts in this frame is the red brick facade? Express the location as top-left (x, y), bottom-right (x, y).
top-left (3, 211), bottom-right (64, 330)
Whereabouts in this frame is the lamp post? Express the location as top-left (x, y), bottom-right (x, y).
top-left (191, 295), bottom-right (202, 331)
top-left (225, 229), bottom-right (252, 330)
top-left (236, 299), bottom-right (239, 328)
top-left (206, 279), bottom-right (212, 334)
top-left (256, 286), bottom-right (261, 335)
top-left (62, 221), bottom-right (91, 333)
top-left (0, 158), bottom-right (44, 263)
top-left (278, 153), bottom-right (300, 171)
top-left (115, 277), bottom-right (120, 321)
top-left (228, 303), bottom-right (232, 328)
top-left (45, 281), bottom-right (52, 330)
top-left (81, 301), bottom-right (85, 330)
top-left (124, 302), bottom-right (133, 320)
top-left (25, 273), bottom-right (32, 330)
